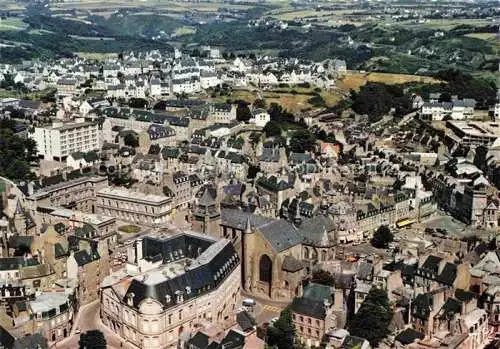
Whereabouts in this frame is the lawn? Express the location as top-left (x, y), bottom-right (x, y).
top-left (118, 225), bottom-right (141, 234)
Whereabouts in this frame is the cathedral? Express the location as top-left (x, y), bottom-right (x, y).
top-left (190, 187), bottom-right (337, 302)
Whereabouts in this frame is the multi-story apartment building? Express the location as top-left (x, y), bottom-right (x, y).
top-left (96, 187), bottom-right (173, 227)
top-left (101, 232), bottom-right (240, 349)
top-left (30, 118), bottom-right (99, 161)
top-left (26, 176), bottom-right (108, 213)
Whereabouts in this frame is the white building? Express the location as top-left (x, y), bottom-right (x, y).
top-left (101, 233), bottom-right (240, 349)
top-left (29, 118), bottom-right (99, 161)
top-left (250, 109), bottom-right (271, 127)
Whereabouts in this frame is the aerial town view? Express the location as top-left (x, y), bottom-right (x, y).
top-left (0, 0), bottom-right (498, 348)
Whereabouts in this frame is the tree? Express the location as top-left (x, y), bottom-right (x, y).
top-left (267, 307), bottom-right (295, 349)
top-left (249, 132), bottom-right (261, 149)
top-left (253, 98), bottom-right (266, 109)
top-left (123, 133), bottom-right (139, 148)
top-left (311, 269), bottom-right (335, 286)
top-left (79, 330), bottom-right (106, 349)
top-left (348, 288), bottom-right (393, 347)
top-left (289, 129), bottom-right (316, 153)
top-left (370, 225), bottom-right (393, 249)
top-left (263, 121), bottom-right (282, 137)
top-left (129, 98), bottom-right (148, 109)
top-left (247, 165), bottom-right (260, 179)
top-left (236, 101), bottom-right (252, 122)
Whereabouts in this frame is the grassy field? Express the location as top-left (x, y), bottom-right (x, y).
top-left (464, 33), bottom-right (498, 40)
top-left (174, 26), bottom-right (196, 37)
top-left (338, 71), bottom-right (440, 91)
top-left (209, 86), bottom-right (342, 113)
top-left (74, 52), bottom-right (118, 60)
top-left (0, 18), bottom-right (28, 32)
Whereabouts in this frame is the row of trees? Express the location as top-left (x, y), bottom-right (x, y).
top-left (0, 119), bottom-right (37, 181)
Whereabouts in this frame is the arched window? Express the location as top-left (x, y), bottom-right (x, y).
top-left (321, 250), bottom-right (327, 261)
top-left (303, 247), bottom-right (309, 259)
top-left (311, 249), bottom-right (318, 260)
top-left (259, 255), bottom-right (272, 283)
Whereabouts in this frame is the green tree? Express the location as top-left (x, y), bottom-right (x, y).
top-left (263, 121), bottom-right (282, 137)
top-left (267, 307), bottom-right (295, 349)
top-left (247, 165), bottom-right (260, 179)
top-left (253, 98), bottom-right (267, 109)
top-left (289, 129), bottom-right (316, 153)
top-left (249, 132), bottom-right (261, 148)
top-left (370, 225), bottom-right (393, 249)
top-left (129, 98), bottom-right (148, 108)
top-left (236, 101), bottom-right (252, 122)
top-left (311, 269), bottom-right (335, 286)
top-left (348, 288), bottom-right (393, 347)
top-left (79, 330), bottom-right (106, 349)
top-left (123, 133), bottom-right (139, 148)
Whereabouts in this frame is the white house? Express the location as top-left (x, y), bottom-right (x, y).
top-left (250, 108), bottom-right (270, 127)
top-left (79, 101), bottom-right (93, 116)
top-left (200, 71), bottom-right (220, 89)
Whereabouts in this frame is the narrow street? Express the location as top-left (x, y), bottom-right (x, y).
top-left (55, 301), bottom-right (137, 349)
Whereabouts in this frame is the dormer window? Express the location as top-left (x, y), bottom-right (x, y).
top-left (175, 290), bottom-right (184, 303)
top-left (185, 286), bottom-right (191, 295)
top-left (165, 294), bottom-right (171, 303)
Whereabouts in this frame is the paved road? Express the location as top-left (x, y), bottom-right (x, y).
top-left (241, 291), bottom-right (289, 325)
top-left (54, 301), bottom-right (137, 349)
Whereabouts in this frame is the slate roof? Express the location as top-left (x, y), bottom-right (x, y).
top-left (302, 283), bottom-right (333, 302)
top-left (356, 261), bottom-right (373, 281)
top-left (342, 335), bottom-right (368, 349)
top-left (455, 288), bottom-right (475, 303)
top-left (436, 263), bottom-right (457, 285)
top-left (220, 209), bottom-right (302, 252)
top-left (0, 257), bottom-right (39, 271)
top-left (73, 249), bottom-right (99, 267)
top-left (421, 255), bottom-right (442, 274)
top-left (124, 236), bottom-right (239, 310)
top-left (8, 236), bottom-right (33, 250)
top-left (439, 298), bottom-right (462, 318)
top-left (298, 215), bottom-right (335, 246)
top-left (188, 332), bottom-right (210, 349)
top-left (236, 311), bottom-right (254, 332)
top-left (291, 297), bottom-right (326, 319)
top-left (259, 148), bottom-right (280, 162)
top-left (219, 330), bottom-right (245, 349)
top-left (282, 256), bottom-right (303, 273)
top-left (0, 325), bottom-right (15, 349)
top-left (395, 328), bottom-right (424, 345)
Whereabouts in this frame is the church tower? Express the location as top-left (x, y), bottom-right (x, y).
top-left (191, 187), bottom-right (221, 237)
top-left (241, 216), bottom-right (255, 291)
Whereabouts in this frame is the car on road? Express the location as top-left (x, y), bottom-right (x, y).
top-left (75, 328), bottom-right (81, 334)
top-left (242, 298), bottom-right (256, 307)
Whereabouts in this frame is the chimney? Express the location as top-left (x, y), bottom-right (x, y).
top-left (127, 243), bottom-right (136, 264)
top-left (127, 292), bottom-right (135, 306)
top-left (136, 239), bottom-right (143, 262)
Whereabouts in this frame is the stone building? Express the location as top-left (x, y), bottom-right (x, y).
top-left (291, 283), bottom-right (339, 348)
top-left (66, 241), bottom-right (103, 305)
top-left (219, 208), bottom-right (304, 301)
top-left (96, 187), bottom-right (173, 227)
top-left (101, 232), bottom-right (240, 349)
top-left (26, 175), bottom-right (108, 214)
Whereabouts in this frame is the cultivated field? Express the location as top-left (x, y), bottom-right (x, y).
top-left (338, 71), bottom-right (441, 91)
